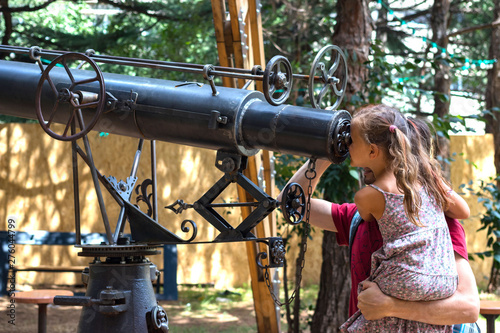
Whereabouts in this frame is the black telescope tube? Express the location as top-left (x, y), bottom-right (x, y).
top-left (0, 60), bottom-right (350, 163)
top-left (239, 100), bottom-right (349, 160)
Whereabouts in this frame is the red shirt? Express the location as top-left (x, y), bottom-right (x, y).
top-left (331, 202), bottom-right (468, 317)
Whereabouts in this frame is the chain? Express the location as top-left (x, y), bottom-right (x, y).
top-left (264, 158), bottom-right (317, 306)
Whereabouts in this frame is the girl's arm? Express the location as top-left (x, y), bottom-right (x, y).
top-left (444, 189), bottom-right (471, 220)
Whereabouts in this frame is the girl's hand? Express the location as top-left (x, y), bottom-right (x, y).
top-left (357, 280), bottom-right (394, 320)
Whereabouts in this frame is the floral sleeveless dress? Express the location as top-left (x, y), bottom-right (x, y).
top-left (340, 185), bottom-right (458, 333)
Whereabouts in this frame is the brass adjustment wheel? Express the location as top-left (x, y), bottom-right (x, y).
top-left (35, 52), bottom-right (105, 141)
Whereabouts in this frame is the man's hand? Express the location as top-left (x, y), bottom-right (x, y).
top-left (357, 280), bottom-right (393, 320)
top-left (356, 255), bottom-right (480, 325)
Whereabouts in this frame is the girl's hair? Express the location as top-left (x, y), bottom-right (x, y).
top-left (352, 104), bottom-right (451, 226)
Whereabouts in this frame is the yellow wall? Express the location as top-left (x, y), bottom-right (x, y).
top-left (449, 134), bottom-right (497, 290)
top-left (0, 124), bottom-right (496, 291)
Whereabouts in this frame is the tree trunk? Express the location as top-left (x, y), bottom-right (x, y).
top-left (486, 0), bottom-right (500, 181)
top-left (311, 2), bottom-right (372, 330)
top-left (1, 0), bottom-right (13, 55)
top-left (430, 0), bottom-right (451, 178)
top-left (484, 0), bottom-right (500, 292)
top-left (311, 231), bottom-right (350, 332)
top-left (330, 0), bottom-right (372, 113)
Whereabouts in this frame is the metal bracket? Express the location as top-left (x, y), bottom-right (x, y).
top-left (29, 46), bottom-right (44, 73)
top-left (256, 237), bottom-right (286, 269)
top-left (203, 64), bottom-right (219, 96)
top-left (208, 110), bottom-right (228, 129)
top-left (163, 150), bottom-right (277, 241)
top-left (107, 176), bottom-right (138, 201)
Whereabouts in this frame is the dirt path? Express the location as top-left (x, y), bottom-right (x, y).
top-left (0, 295), bottom-right (257, 333)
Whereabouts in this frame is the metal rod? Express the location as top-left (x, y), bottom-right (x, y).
top-left (38, 304), bottom-right (48, 333)
top-left (114, 138), bottom-right (145, 241)
top-left (208, 202), bottom-right (260, 208)
top-left (71, 122), bottom-right (81, 246)
top-left (151, 140), bottom-right (158, 222)
top-left (131, 139), bottom-right (145, 176)
top-left (0, 45), bottom-right (322, 82)
top-left (74, 146), bottom-right (124, 206)
top-left (75, 106), bottom-right (113, 245)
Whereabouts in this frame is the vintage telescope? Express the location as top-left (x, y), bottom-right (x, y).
top-left (0, 45), bottom-right (351, 332)
top-left (0, 45), bottom-right (351, 161)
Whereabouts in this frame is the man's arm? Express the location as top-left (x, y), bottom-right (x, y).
top-left (277, 159), bottom-right (338, 232)
top-left (357, 253), bottom-right (480, 325)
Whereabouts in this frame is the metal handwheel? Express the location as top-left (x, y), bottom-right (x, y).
top-left (263, 55), bottom-right (293, 106)
top-left (281, 182), bottom-right (306, 225)
top-left (308, 45), bottom-right (348, 110)
top-left (35, 52), bottom-right (106, 141)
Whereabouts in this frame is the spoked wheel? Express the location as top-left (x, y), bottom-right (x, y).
top-left (263, 55), bottom-right (293, 106)
top-left (281, 182), bottom-right (306, 225)
top-left (308, 45), bottom-right (348, 110)
top-left (35, 52), bottom-right (106, 141)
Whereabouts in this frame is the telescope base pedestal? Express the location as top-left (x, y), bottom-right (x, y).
top-left (77, 258), bottom-right (168, 333)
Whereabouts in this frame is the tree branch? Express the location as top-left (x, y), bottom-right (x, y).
top-left (96, 0), bottom-right (212, 21)
top-left (1, 0), bottom-right (58, 13)
top-left (447, 18), bottom-right (500, 38)
top-left (375, 9), bottom-right (431, 28)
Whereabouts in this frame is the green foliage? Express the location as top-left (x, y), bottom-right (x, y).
top-left (363, 40), bottom-right (406, 105)
top-left (319, 161), bottom-right (359, 203)
top-left (432, 113), bottom-right (470, 140)
top-left (274, 155), bottom-right (308, 190)
top-left (471, 177), bottom-right (500, 266)
top-left (2, 1), bottom-right (216, 80)
top-left (0, 115), bottom-right (37, 124)
top-left (260, 0), bottom-right (337, 61)
top-left (5, 2), bottom-right (98, 49)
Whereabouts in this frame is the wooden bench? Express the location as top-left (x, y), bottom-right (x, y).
top-left (480, 300), bottom-right (500, 333)
top-left (0, 230), bottom-right (178, 300)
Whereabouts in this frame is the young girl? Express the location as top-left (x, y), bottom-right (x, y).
top-left (340, 104), bottom-right (470, 332)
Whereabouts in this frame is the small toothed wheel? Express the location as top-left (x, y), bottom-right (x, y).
top-left (281, 182), bottom-right (305, 225)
